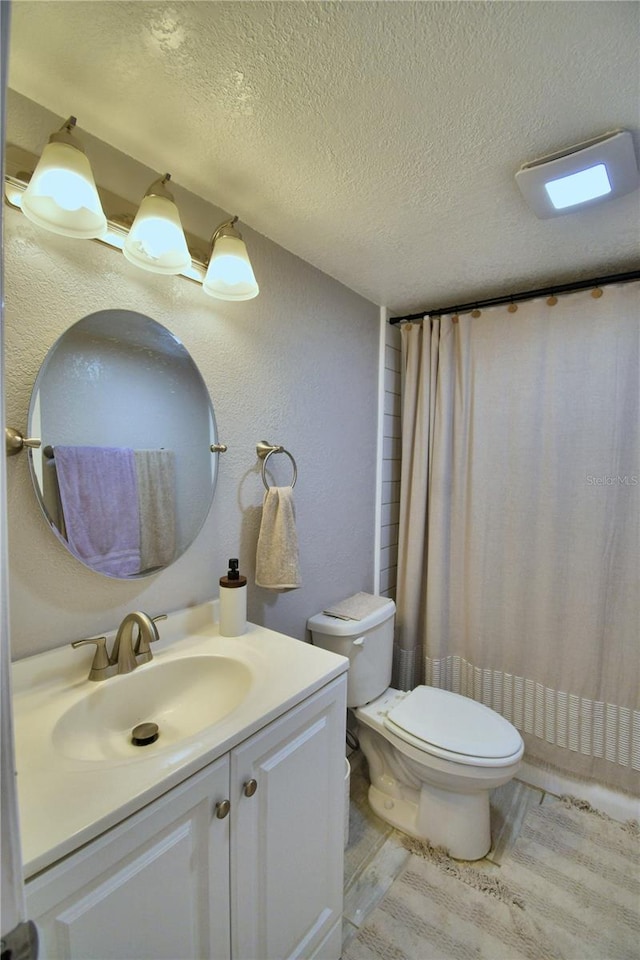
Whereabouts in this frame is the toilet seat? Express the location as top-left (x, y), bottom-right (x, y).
top-left (384, 686), bottom-right (523, 766)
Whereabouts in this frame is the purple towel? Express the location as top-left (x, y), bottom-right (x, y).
top-left (53, 446), bottom-right (141, 577)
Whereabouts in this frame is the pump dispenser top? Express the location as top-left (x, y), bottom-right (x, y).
top-left (220, 558), bottom-right (246, 589)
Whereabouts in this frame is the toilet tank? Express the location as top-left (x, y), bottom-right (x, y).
top-left (307, 598), bottom-right (395, 708)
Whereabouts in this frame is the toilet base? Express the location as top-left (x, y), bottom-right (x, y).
top-left (357, 721), bottom-right (500, 861)
top-left (367, 780), bottom-right (491, 861)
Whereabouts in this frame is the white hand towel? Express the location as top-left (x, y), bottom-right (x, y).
top-left (135, 449), bottom-right (177, 572)
top-left (255, 486), bottom-right (301, 589)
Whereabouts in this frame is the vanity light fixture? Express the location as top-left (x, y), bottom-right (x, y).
top-left (123, 173), bottom-right (192, 275)
top-left (4, 138), bottom-right (260, 301)
top-left (515, 129), bottom-right (640, 219)
top-left (203, 216), bottom-right (259, 301)
top-left (20, 116), bottom-right (107, 239)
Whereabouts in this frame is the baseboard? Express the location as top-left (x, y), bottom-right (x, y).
top-left (519, 760), bottom-right (640, 823)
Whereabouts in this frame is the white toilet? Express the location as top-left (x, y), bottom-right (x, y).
top-left (308, 597), bottom-right (524, 860)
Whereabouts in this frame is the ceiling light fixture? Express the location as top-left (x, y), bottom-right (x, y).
top-left (203, 216), bottom-right (259, 301)
top-left (123, 173), bottom-right (191, 275)
top-left (20, 116), bottom-right (107, 239)
top-left (515, 130), bottom-right (639, 219)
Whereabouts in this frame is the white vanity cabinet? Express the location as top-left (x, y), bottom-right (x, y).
top-left (25, 676), bottom-right (347, 960)
top-left (25, 755), bottom-right (232, 960)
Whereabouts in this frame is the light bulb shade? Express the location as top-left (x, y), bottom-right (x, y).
top-left (203, 234), bottom-right (259, 301)
top-left (123, 194), bottom-right (191, 275)
top-left (21, 141), bottom-right (107, 239)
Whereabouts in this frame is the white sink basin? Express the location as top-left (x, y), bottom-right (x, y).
top-left (52, 655), bottom-right (253, 763)
top-left (13, 601), bottom-right (349, 878)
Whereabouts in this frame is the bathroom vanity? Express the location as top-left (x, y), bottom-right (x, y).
top-left (12, 603), bottom-right (348, 960)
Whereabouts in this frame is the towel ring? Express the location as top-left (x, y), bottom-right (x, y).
top-left (261, 447), bottom-right (297, 490)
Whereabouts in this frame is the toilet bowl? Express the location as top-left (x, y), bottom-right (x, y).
top-left (307, 597), bottom-right (524, 861)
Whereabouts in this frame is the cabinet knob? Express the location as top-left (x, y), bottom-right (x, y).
top-left (215, 799), bottom-right (231, 819)
top-left (243, 779), bottom-right (258, 798)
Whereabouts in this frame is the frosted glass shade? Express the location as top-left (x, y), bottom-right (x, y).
top-left (21, 141), bottom-right (107, 239)
top-left (123, 194), bottom-right (191, 275)
top-left (203, 235), bottom-right (259, 301)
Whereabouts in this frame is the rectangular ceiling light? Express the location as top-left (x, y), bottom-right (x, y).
top-left (544, 163), bottom-right (611, 210)
top-left (516, 130), bottom-right (639, 219)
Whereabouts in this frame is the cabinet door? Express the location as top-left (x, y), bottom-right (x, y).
top-left (27, 756), bottom-right (231, 960)
top-left (231, 676), bottom-right (347, 960)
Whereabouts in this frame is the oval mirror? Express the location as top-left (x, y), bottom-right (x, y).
top-left (27, 309), bottom-right (219, 579)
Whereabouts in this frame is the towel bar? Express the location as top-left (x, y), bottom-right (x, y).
top-left (6, 428), bottom-right (228, 459)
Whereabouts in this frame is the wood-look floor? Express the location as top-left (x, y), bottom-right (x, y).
top-left (342, 751), bottom-right (546, 953)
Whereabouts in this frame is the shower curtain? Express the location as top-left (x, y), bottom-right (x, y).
top-left (395, 282), bottom-right (639, 794)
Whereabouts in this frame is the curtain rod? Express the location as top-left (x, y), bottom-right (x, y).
top-left (389, 269), bottom-right (640, 325)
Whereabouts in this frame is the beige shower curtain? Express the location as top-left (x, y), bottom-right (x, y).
top-left (395, 282), bottom-right (639, 794)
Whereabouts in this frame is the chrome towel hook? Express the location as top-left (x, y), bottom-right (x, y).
top-left (256, 440), bottom-right (297, 490)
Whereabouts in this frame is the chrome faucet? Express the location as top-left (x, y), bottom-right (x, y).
top-left (72, 611), bottom-right (167, 681)
top-left (111, 612), bottom-right (158, 675)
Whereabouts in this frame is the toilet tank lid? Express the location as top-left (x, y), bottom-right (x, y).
top-left (307, 596), bottom-right (395, 636)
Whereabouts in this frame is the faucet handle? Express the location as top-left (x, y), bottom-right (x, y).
top-left (71, 636), bottom-right (112, 681)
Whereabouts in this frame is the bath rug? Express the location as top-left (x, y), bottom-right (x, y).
top-left (343, 796), bottom-right (639, 960)
top-left (558, 793), bottom-right (640, 836)
top-left (401, 836), bottom-right (525, 909)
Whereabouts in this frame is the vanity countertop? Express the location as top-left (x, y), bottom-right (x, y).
top-left (12, 601), bottom-right (348, 879)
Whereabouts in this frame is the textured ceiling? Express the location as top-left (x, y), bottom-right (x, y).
top-left (7, 1), bottom-right (640, 314)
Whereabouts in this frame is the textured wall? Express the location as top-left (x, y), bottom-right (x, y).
top-left (5, 92), bottom-right (380, 659)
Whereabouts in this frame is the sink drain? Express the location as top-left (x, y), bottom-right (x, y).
top-left (131, 722), bottom-right (160, 746)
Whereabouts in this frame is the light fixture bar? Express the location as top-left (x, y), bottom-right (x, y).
top-left (4, 143), bottom-right (220, 286)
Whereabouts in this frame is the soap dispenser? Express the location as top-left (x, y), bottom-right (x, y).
top-left (219, 558), bottom-right (247, 636)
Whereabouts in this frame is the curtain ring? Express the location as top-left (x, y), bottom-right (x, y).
top-left (262, 448), bottom-right (297, 490)
top-left (546, 294), bottom-right (558, 306)
top-left (471, 307), bottom-right (481, 318)
top-left (507, 301), bottom-right (518, 313)
top-left (591, 285), bottom-right (603, 299)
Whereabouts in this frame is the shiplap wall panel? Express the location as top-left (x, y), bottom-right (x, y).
top-left (380, 325), bottom-right (402, 599)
